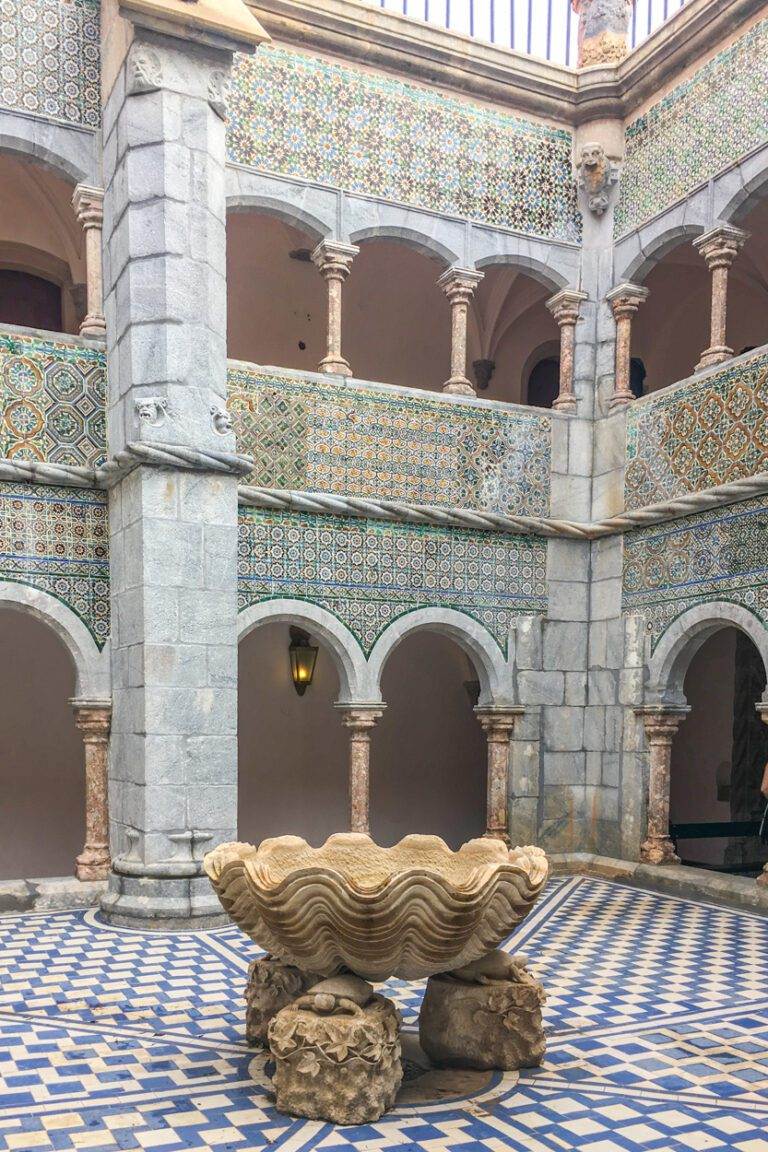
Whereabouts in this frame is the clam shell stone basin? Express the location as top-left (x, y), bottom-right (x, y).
top-left (204, 833), bottom-right (549, 982)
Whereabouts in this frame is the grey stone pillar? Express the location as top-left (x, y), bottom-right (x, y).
top-left (99, 7), bottom-right (266, 926)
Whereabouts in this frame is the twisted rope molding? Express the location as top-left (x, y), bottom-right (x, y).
top-left (2, 453), bottom-right (768, 539)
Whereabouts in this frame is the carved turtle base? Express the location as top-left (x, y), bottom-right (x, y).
top-left (245, 956), bottom-right (321, 1046)
top-left (419, 951), bottom-right (546, 1071)
top-left (268, 975), bottom-right (403, 1124)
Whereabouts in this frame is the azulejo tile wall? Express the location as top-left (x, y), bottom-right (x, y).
top-left (237, 508), bottom-right (547, 655)
top-left (0, 331), bottom-right (107, 467)
top-left (624, 351), bottom-right (768, 511)
top-left (228, 47), bottom-right (580, 243)
top-left (0, 0), bottom-right (100, 127)
top-left (0, 481), bottom-right (109, 646)
top-left (615, 18), bottom-right (768, 237)
top-left (622, 495), bottom-right (768, 649)
top-left (228, 366), bottom-right (552, 517)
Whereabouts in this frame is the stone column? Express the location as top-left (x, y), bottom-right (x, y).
top-left (72, 699), bottom-right (112, 881)
top-left (72, 185), bottom-right (106, 338)
top-left (756, 704), bottom-right (768, 888)
top-left (693, 225), bottom-right (748, 371)
top-left (571, 0), bottom-right (634, 67)
top-left (606, 283), bottom-right (648, 409)
top-left (99, 5), bottom-right (267, 927)
top-left (337, 706), bottom-right (384, 835)
top-left (438, 267), bottom-right (483, 396)
top-left (312, 240), bottom-right (358, 377)
top-left (475, 708), bottom-right (523, 844)
top-left (546, 288), bottom-right (588, 413)
top-left (636, 707), bottom-right (689, 866)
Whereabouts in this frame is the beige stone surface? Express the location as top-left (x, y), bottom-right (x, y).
top-left (204, 834), bottom-right (549, 981)
top-left (419, 951), bottom-right (546, 1071)
top-left (268, 976), bottom-right (402, 1125)
top-left (244, 956), bottom-right (321, 1046)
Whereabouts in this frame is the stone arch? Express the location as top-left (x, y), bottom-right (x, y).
top-left (0, 124), bottom-right (93, 186)
top-left (618, 222), bottom-right (706, 285)
top-left (349, 225), bottom-right (458, 267)
top-left (225, 194), bottom-right (332, 245)
top-left (473, 252), bottom-right (568, 294)
top-left (0, 581), bottom-right (110, 700)
top-left (237, 598), bottom-right (370, 704)
top-left (367, 608), bottom-right (513, 707)
top-left (647, 603), bottom-right (768, 707)
top-left (716, 145), bottom-right (768, 226)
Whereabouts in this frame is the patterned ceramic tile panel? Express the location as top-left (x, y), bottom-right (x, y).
top-left (228, 366), bottom-right (552, 517)
top-left (622, 495), bottom-right (768, 649)
top-left (624, 352), bottom-right (768, 511)
top-left (0, 331), bottom-right (107, 467)
top-left (615, 18), bottom-right (768, 237)
top-left (0, 0), bottom-right (100, 127)
top-left (228, 47), bottom-right (580, 242)
top-left (0, 481), bottom-right (109, 646)
top-left (237, 508), bottom-right (547, 655)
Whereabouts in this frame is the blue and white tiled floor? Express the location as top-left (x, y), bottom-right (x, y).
top-left (1, 876), bottom-right (767, 1151)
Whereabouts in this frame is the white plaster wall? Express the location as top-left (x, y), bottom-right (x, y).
top-left (0, 610), bottom-right (83, 880)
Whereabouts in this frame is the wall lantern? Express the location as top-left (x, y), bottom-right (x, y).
top-left (289, 626), bottom-right (318, 696)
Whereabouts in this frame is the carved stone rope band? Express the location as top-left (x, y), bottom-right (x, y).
top-left (2, 453), bottom-right (768, 540)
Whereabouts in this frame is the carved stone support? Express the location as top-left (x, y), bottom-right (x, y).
top-left (438, 267), bottom-right (483, 396)
top-left (571, 0), bottom-right (634, 67)
top-left (694, 226), bottom-right (748, 371)
top-left (312, 240), bottom-right (358, 376)
top-left (546, 288), bottom-right (588, 412)
top-left (245, 956), bottom-right (321, 1046)
top-left (337, 705), bottom-right (384, 834)
top-left (475, 708), bottom-right (523, 844)
top-left (607, 283), bottom-right (649, 409)
top-left (71, 699), bottom-right (112, 881)
top-left (72, 185), bottom-right (106, 338)
top-left (637, 707), bottom-right (689, 866)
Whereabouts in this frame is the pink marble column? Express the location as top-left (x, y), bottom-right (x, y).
top-left (693, 226), bottom-right (748, 372)
top-left (312, 240), bottom-right (359, 376)
top-left (636, 707), bottom-right (688, 866)
top-left (338, 706), bottom-right (384, 835)
top-left (546, 288), bottom-right (588, 413)
top-left (475, 708), bottom-right (523, 844)
top-left (437, 268), bottom-right (483, 396)
top-left (571, 0), bottom-right (634, 67)
top-left (756, 704), bottom-right (768, 889)
top-left (72, 185), bottom-right (106, 338)
top-left (606, 282), bottom-right (649, 409)
top-left (71, 699), bottom-right (112, 881)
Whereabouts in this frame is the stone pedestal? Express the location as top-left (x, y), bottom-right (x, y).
top-left (268, 976), bottom-right (403, 1125)
top-left (245, 956), bottom-right (321, 1045)
top-left (438, 267), bottom-right (483, 395)
top-left (419, 951), bottom-right (546, 1071)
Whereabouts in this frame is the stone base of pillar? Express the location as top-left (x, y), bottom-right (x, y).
top-left (695, 345), bottom-right (733, 372)
top-left (552, 393), bottom-right (577, 413)
top-left (75, 847), bottom-right (111, 882)
top-left (318, 355), bottom-right (352, 376)
top-left (100, 870), bottom-right (229, 930)
top-left (639, 838), bottom-right (681, 866)
top-left (79, 314), bottom-right (106, 338)
top-left (442, 377), bottom-right (476, 396)
top-left (608, 389), bottom-right (634, 411)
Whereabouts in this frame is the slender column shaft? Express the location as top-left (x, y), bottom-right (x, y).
top-left (475, 709), bottom-right (521, 844)
top-left (606, 283), bottom-right (648, 409)
top-left (72, 700), bottom-right (112, 881)
top-left (312, 241), bottom-right (358, 377)
top-left (757, 705), bottom-right (768, 889)
top-left (546, 289), bottom-right (588, 413)
top-left (637, 708), bottom-right (688, 866)
top-left (338, 706), bottom-right (384, 835)
top-left (694, 227), bottom-right (748, 372)
top-left (72, 185), bottom-right (106, 338)
top-left (438, 267), bottom-right (483, 396)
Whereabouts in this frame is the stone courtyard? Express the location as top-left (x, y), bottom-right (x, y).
top-left (1, 877), bottom-right (767, 1151)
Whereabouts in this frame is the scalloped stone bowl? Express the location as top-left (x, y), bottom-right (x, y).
top-left (204, 833), bottom-right (549, 982)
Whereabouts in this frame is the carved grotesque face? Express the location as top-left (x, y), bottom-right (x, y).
top-left (211, 405), bottom-right (233, 434)
top-left (136, 400), bottom-right (159, 422)
top-left (581, 143), bottom-right (604, 170)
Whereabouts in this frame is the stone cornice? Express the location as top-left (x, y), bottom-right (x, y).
top-left (247, 0), bottom-right (763, 127)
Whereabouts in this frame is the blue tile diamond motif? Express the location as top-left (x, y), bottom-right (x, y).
top-left (1, 877), bottom-right (767, 1151)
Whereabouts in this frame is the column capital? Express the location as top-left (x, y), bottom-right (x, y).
top-left (437, 266), bottom-right (483, 303)
top-left (311, 240), bottom-right (359, 281)
top-left (474, 706), bottom-right (524, 738)
top-left (72, 184), bottom-right (104, 229)
top-left (546, 287), bottom-right (588, 326)
top-left (606, 282), bottom-right (649, 318)
top-left (635, 705), bottom-right (689, 742)
top-left (693, 225), bottom-right (749, 270)
top-left (336, 703), bottom-right (385, 733)
top-left (70, 698), bottom-right (112, 736)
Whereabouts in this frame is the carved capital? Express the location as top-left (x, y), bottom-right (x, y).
top-left (693, 225), bottom-right (749, 271)
top-left (607, 282), bottom-right (649, 321)
top-left (337, 705), bottom-right (384, 737)
top-left (475, 707), bottom-right (522, 742)
top-left (636, 706), bottom-right (688, 746)
top-left (311, 240), bottom-right (359, 282)
top-left (70, 699), bottom-right (111, 742)
top-left (546, 287), bottom-right (588, 327)
top-left (72, 184), bottom-right (104, 230)
top-left (437, 267), bottom-right (483, 305)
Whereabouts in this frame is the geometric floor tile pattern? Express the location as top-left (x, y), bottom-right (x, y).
top-left (1, 876), bottom-right (767, 1151)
